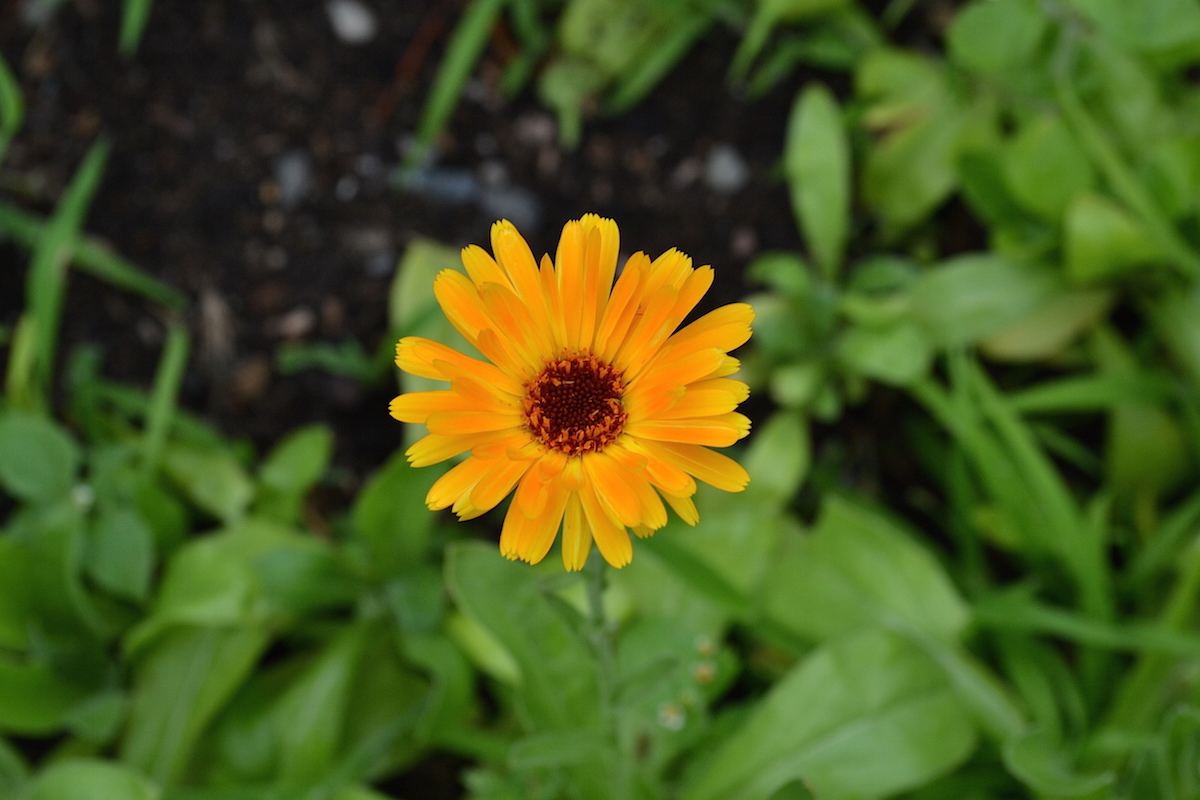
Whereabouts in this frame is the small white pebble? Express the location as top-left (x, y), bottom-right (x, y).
top-left (326, 0), bottom-right (377, 45)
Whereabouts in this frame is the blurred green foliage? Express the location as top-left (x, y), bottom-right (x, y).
top-left (6, 0), bottom-right (1200, 798)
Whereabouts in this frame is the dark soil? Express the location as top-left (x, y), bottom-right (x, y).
top-left (0, 0), bottom-right (817, 485)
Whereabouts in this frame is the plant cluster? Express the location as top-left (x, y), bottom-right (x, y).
top-left (4, 0), bottom-right (1200, 799)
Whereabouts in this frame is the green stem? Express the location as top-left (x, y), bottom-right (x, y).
top-left (585, 554), bottom-right (628, 797)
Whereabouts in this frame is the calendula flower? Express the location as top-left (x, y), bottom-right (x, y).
top-left (390, 215), bottom-right (753, 570)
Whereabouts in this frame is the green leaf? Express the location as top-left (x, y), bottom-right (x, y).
top-left (162, 442), bottom-right (254, 523)
top-left (0, 411), bottom-right (80, 503)
top-left (785, 83), bottom-right (849, 279)
top-left (858, 49), bottom-right (963, 233)
top-left (119, 0), bottom-right (155, 56)
top-left (945, 0), bottom-right (1047, 74)
top-left (21, 140), bottom-right (110, 408)
top-left (838, 321), bottom-right (933, 385)
top-left (732, 0), bottom-right (852, 78)
top-left (126, 518), bottom-right (300, 652)
top-left (742, 411), bottom-right (809, 502)
top-left (910, 254), bottom-right (1059, 348)
top-left (445, 543), bottom-right (609, 799)
top-left (86, 506), bottom-right (155, 602)
top-left (1003, 114), bottom-right (1095, 220)
top-left (121, 626), bottom-right (269, 785)
top-left (446, 543), bottom-right (599, 732)
top-left (0, 52), bottom-right (25, 165)
top-left (1065, 193), bottom-right (1160, 283)
top-left (29, 758), bottom-right (159, 800)
top-left (254, 424), bottom-right (333, 522)
top-left (683, 630), bottom-right (977, 800)
top-left (1002, 728), bottom-right (1113, 796)
top-left (759, 495), bottom-right (969, 643)
top-left (979, 289), bottom-right (1112, 362)
top-left (411, 0), bottom-right (506, 163)
top-left (351, 451), bottom-right (439, 575)
top-left (273, 626), bottom-right (365, 784)
top-left (0, 656), bottom-right (91, 734)
top-left (0, 537), bottom-right (33, 650)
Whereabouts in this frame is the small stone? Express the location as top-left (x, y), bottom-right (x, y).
top-left (364, 250), bottom-right (396, 278)
top-left (326, 0), bottom-right (377, 44)
top-left (274, 150), bottom-right (314, 208)
top-left (704, 143), bottom-right (750, 195)
top-left (335, 174), bottom-right (359, 201)
top-left (271, 306), bottom-right (316, 339)
top-left (478, 185), bottom-right (541, 232)
top-left (395, 166), bottom-right (479, 204)
top-left (264, 245), bottom-right (288, 271)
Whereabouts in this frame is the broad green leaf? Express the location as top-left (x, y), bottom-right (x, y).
top-left (742, 411), bottom-right (809, 502)
top-left (911, 254), bottom-right (1058, 348)
top-left (946, 0), bottom-right (1047, 74)
top-left (0, 656), bottom-right (90, 734)
top-left (1003, 114), bottom-right (1094, 220)
top-left (254, 543), bottom-right (361, 618)
top-left (979, 289), bottom-right (1112, 362)
top-left (257, 424), bottom-right (332, 496)
top-left (785, 83), bottom-right (849, 279)
top-left (1003, 728), bottom-right (1113, 796)
top-left (126, 518), bottom-right (299, 652)
top-left (858, 49), bottom-right (963, 233)
top-left (683, 630), bottom-right (977, 800)
top-left (838, 321), bottom-right (932, 385)
top-left (401, 633), bottom-right (474, 746)
top-left (273, 626), bottom-right (365, 784)
top-left (0, 738), bottom-right (28, 798)
top-left (254, 424), bottom-right (333, 523)
top-left (445, 543), bottom-right (609, 799)
top-left (1065, 194), bottom-right (1159, 283)
top-left (86, 506), bottom-right (155, 602)
top-left (1067, 0), bottom-right (1200, 66)
top-left (508, 729), bottom-right (609, 770)
top-left (446, 543), bottom-right (598, 730)
top-left (0, 411), bottom-right (79, 503)
top-left (0, 537), bottom-right (33, 650)
top-left (121, 625), bottom-right (269, 785)
top-left (119, 0), bottom-right (155, 56)
top-left (29, 758), bottom-right (159, 800)
top-left (760, 495), bottom-right (968, 643)
top-left (162, 442), bottom-right (254, 523)
top-left (351, 451), bottom-right (440, 575)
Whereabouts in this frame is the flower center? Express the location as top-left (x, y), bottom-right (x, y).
top-left (523, 352), bottom-right (627, 456)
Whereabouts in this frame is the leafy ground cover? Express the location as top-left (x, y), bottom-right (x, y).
top-left (4, 0), bottom-right (1200, 799)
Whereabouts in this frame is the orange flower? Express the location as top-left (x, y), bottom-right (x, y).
top-left (391, 215), bottom-right (752, 570)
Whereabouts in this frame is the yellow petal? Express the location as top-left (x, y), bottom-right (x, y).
top-left (560, 492), bottom-right (591, 571)
top-left (579, 482), bottom-right (633, 568)
top-left (461, 244), bottom-right (509, 288)
top-left (662, 491), bottom-right (699, 526)
top-left (426, 457), bottom-right (494, 510)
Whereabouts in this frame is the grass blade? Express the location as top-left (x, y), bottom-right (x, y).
top-left (22, 139), bottom-right (110, 408)
top-left (0, 52), bottom-right (24, 165)
top-left (119, 0), bottom-right (155, 57)
top-left (410, 0), bottom-right (506, 167)
top-left (140, 322), bottom-right (189, 477)
top-left (0, 202), bottom-right (186, 309)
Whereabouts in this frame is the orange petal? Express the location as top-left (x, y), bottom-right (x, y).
top-left (426, 409), bottom-right (521, 436)
top-left (642, 441), bottom-right (750, 492)
top-left (466, 458), bottom-right (531, 518)
top-left (491, 220), bottom-right (544, 309)
top-left (389, 391), bottom-right (474, 423)
top-left (501, 477), bottom-right (569, 564)
top-left (583, 452), bottom-right (643, 528)
top-left (627, 413), bottom-right (751, 447)
top-left (666, 303), bottom-right (755, 354)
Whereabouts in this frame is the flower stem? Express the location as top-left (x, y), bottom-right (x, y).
top-left (585, 553), bottom-right (628, 796)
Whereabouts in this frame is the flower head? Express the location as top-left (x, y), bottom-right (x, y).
top-left (390, 215), bottom-right (753, 570)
